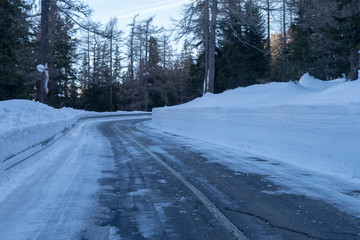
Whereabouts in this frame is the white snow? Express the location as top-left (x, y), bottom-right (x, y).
top-left (0, 100), bottom-right (82, 171)
top-left (1, 72), bottom-right (360, 223)
top-left (152, 73), bottom-right (360, 181)
top-left (0, 99), bottom-right (146, 174)
top-left (0, 119), bottom-right (118, 239)
top-left (0, 115), bottom-right (151, 239)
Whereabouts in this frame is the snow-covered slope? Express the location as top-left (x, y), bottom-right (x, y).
top-left (0, 100), bottom-right (144, 172)
top-left (0, 100), bottom-right (83, 169)
top-left (152, 74), bottom-right (360, 180)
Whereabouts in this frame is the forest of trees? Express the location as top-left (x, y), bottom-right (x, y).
top-left (0, 0), bottom-right (359, 111)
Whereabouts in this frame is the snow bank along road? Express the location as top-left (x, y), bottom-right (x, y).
top-left (0, 117), bottom-right (360, 240)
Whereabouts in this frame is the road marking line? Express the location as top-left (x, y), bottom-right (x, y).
top-left (115, 125), bottom-right (248, 240)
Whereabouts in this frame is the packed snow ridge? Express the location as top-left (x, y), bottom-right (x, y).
top-left (0, 100), bottom-right (140, 172)
top-left (1, 73), bottom-right (359, 181)
top-left (152, 74), bottom-right (360, 180)
top-left (0, 100), bottom-right (80, 168)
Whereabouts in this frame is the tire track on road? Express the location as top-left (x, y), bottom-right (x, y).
top-left (114, 124), bottom-right (248, 240)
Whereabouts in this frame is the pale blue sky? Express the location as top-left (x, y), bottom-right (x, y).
top-left (84, 0), bottom-right (188, 31)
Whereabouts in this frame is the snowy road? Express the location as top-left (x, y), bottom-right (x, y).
top-left (0, 117), bottom-right (360, 240)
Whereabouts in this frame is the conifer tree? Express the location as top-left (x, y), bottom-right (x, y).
top-left (45, 7), bottom-right (78, 108)
top-left (0, 0), bottom-right (33, 100)
top-left (148, 36), bottom-right (164, 108)
top-left (333, 0), bottom-right (360, 80)
top-left (39, 0), bottom-right (91, 103)
top-left (242, 0), bottom-right (267, 83)
top-left (176, 0), bottom-right (217, 94)
top-left (217, 0), bottom-right (267, 90)
top-left (286, 0), bottom-right (344, 80)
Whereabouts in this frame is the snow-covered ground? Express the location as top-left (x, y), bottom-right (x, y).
top-left (0, 100), bottom-right (81, 170)
top-left (0, 77), bottom-right (360, 233)
top-left (0, 118), bottom-right (123, 239)
top-left (2, 74), bottom-right (359, 183)
top-left (0, 100), bottom-right (144, 174)
top-left (152, 74), bottom-right (360, 182)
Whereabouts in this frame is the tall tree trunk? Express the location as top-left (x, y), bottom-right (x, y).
top-left (87, 29), bottom-right (90, 87)
top-left (267, 0), bottom-right (271, 50)
top-left (92, 33), bottom-right (97, 84)
top-left (289, 0), bottom-right (294, 24)
top-left (349, 27), bottom-right (359, 81)
top-left (208, 0), bottom-right (217, 93)
top-left (349, 46), bottom-right (359, 80)
top-left (109, 30), bottom-right (113, 109)
top-left (203, 0), bottom-right (210, 95)
top-left (283, 0), bottom-right (287, 51)
top-left (129, 45), bottom-right (134, 109)
top-left (138, 27), bottom-right (144, 110)
top-left (143, 18), bottom-right (153, 111)
top-left (130, 21), bottom-right (135, 110)
top-left (144, 27), bottom-right (149, 111)
top-left (162, 36), bottom-right (167, 69)
top-left (40, 0), bottom-right (50, 103)
top-left (266, 0), bottom-right (271, 80)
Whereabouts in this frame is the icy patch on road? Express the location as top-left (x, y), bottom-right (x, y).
top-left (127, 189), bottom-right (150, 196)
top-left (157, 179), bottom-right (167, 184)
top-left (142, 120), bottom-right (360, 218)
top-left (109, 226), bottom-right (122, 240)
top-left (0, 120), bottom-right (116, 239)
top-left (134, 211), bottom-right (160, 239)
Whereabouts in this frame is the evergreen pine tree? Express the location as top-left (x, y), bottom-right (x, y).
top-left (241, 0), bottom-right (267, 84)
top-left (148, 36), bottom-right (164, 109)
top-left (333, 0), bottom-right (360, 80)
top-left (0, 0), bottom-right (33, 100)
top-left (286, 0), bottom-right (345, 81)
top-left (216, 0), bottom-right (267, 91)
top-left (46, 11), bottom-right (78, 108)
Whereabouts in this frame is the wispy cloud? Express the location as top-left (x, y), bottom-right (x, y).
top-left (93, 0), bottom-right (182, 21)
top-left (118, 2), bottom-right (179, 20)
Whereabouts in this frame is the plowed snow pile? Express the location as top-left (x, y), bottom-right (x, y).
top-left (152, 74), bottom-right (360, 180)
top-left (0, 100), bottom-right (83, 165)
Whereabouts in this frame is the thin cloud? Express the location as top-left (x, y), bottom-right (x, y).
top-left (117, 2), bottom-right (180, 20)
top-left (93, 0), bottom-right (181, 21)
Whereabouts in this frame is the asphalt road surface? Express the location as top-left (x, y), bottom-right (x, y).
top-left (0, 117), bottom-right (359, 240)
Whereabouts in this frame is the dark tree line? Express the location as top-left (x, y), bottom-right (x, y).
top-left (76, 16), bottom-right (200, 111)
top-left (0, 0), bottom-right (33, 100)
top-left (0, 0), bottom-right (359, 111)
top-left (265, 0), bottom-right (359, 82)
